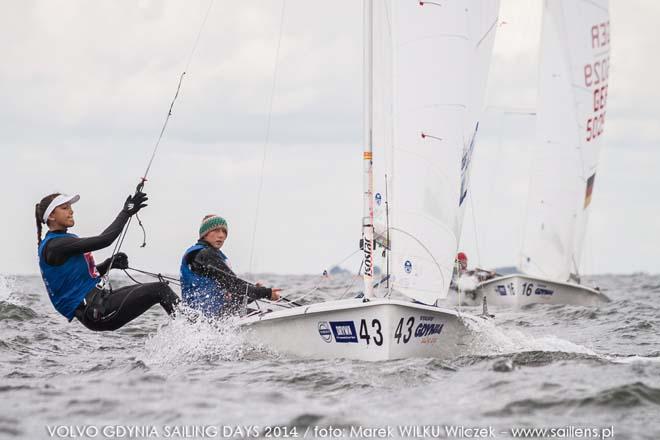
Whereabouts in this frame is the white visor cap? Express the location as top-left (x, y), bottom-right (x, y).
top-left (42, 194), bottom-right (80, 224)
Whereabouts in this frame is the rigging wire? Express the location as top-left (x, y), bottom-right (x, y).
top-left (140, 0), bottom-right (215, 183)
top-left (284, 248), bottom-right (362, 304)
top-left (122, 269), bottom-right (144, 285)
top-left (247, 0), bottom-right (287, 276)
top-left (126, 266), bottom-right (181, 285)
top-left (102, 0), bottom-right (215, 290)
top-left (338, 260), bottom-right (364, 300)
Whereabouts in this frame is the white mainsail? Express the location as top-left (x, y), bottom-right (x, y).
top-left (371, 1), bottom-right (500, 304)
top-left (520, 0), bottom-right (610, 281)
top-left (240, 1), bottom-right (497, 361)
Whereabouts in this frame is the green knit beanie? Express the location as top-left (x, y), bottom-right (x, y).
top-left (199, 215), bottom-right (228, 239)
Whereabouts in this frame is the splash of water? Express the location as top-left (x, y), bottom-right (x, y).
top-left (140, 307), bottom-right (273, 368)
top-left (457, 274), bottom-right (479, 292)
top-left (465, 316), bottom-right (598, 357)
top-left (0, 274), bottom-right (16, 303)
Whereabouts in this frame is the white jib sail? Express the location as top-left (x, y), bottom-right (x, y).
top-left (371, 0), bottom-right (500, 304)
top-left (520, 0), bottom-right (610, 281)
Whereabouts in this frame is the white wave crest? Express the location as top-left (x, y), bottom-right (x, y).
top-left (465, 316), bottom-right (597, 357)
top-left (608, 355), bottom-right (660, 364)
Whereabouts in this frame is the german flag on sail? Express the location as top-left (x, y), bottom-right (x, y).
top-left (584, 173), bottom-right (596, 208)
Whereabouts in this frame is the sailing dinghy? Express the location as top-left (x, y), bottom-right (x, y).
top-left (238, 0), bottom-right (501, 360)
top-left (463, 0), bottom-right (611, 308)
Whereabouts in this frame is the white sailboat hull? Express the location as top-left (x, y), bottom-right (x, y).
top-left (453, 274), bottom-right (609, 308)
top-left (239, 298), bottom-right (478, 361)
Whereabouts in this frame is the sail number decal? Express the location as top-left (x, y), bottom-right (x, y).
top-left (359, 319), bottom-right (383, 346)
top-left (522, 282), bottom-right (534, 296)
top-left (395, 316), bottom-right (444, 344)
top-left (495, 282), bottom-right (554, 297)
top-left (394, 317), bottom-right (415, 343)
top-left (585, 20), bottom-right (610, 143)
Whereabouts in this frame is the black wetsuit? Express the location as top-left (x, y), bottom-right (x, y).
top-left (42, 211), bottom-right (179, 331)
top-left (185, 241), bottom-right (272, 314)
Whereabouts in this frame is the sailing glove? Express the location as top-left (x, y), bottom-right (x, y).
top-left (123, 192), bottom-right (148, 216)
top-left (111, 252), bottom-right (129, 270)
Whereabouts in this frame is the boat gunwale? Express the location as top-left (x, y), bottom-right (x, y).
top-left (240, 297), bottom-right (480, 325)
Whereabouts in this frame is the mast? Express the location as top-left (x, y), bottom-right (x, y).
top-left (362, 0), bottom-right (375, 298)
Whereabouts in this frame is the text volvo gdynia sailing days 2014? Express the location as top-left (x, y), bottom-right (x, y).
top-left (45, 425), bottom-right (270, 438)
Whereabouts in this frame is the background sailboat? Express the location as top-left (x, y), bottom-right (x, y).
top-left (466, 0), bottom-right (611, 307)
top-left (239, 0), bottom-right (500, 360)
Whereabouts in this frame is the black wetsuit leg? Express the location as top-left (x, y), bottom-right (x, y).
top-left (74, 282), bottom-right (180, 332)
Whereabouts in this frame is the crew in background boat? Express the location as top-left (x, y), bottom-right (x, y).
top-left (180, 215), bottom-right (281, 317)
top-left (451, 252), bottom-right (498, 288)
top-left (456, 252), bottom-right (469, 276)
top-left (35, 192), bottom-right (180, 331)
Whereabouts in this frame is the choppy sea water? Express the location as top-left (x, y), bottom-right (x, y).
top-left (1, 273), bottom-right (659, 440)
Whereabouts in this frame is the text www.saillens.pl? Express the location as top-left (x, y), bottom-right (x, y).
top-left (509, 426), bottom-right (614, 439)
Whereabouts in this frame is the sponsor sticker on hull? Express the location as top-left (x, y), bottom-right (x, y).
top-left (330, 321), bottom-right (358, 343)
top-left (318, 321), bottom-right (332, 343)
top-left (535, 286), bottom-right (554, 296)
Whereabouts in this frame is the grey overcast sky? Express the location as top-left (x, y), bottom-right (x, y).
top-left (1, 0), bottom-right (658, 277)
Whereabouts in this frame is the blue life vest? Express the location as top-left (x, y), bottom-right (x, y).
top-left (180, 244), bottom-right (229, 316)
top-left (38, 232), bottom-right (101, 321)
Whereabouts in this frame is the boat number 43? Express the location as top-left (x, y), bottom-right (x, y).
top-left (395, 317), bottom-right (444, 344)
top-left (321, 317), bottom-right (444, 345)
top-left (358, 319), bottom-right (384, 346)
top-left (358, 317), bottom-right (444, 345)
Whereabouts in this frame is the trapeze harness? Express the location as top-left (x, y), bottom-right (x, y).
top-left (180, 241), bottom-right (272, 317)
top-left (38, 212), bottom-right (178, 331)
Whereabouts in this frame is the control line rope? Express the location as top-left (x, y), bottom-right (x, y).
top-left (102, 1), bottom-right (215, 290)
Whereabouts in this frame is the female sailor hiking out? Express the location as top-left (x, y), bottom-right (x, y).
top-left (35, 192), bottom-right (180, 331)
top-left (180, 215), bottom-right (281, 317)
